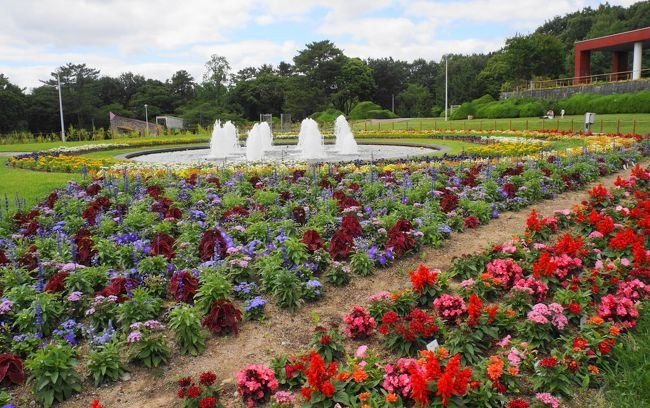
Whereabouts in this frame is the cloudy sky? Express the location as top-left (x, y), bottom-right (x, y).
top-left (0, 0), bottom-right (639, 89)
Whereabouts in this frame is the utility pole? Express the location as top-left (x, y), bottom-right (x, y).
top-left (444, 57), bottom-right (448, 122)
top-left (144, 104), bottom-right (149, 136)
top-left (57, 73), bottom-right (66, 142)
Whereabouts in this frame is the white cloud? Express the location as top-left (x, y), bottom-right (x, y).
top-left (0, 0), bottom-right (643, 89)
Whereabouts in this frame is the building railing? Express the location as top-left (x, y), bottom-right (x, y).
top-left (506, 68), bottom-right (650, 92)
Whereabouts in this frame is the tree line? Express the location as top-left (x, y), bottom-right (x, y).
top-left (1, 2), bottom-right (649, 135)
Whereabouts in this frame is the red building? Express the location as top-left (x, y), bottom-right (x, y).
top-left (574, 27), bottom-right (650, 84)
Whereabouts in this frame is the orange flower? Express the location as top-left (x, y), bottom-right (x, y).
top-left (359, 392), bottom-right (369, 402)
top-left (609, 325), bottom-right (621, 336)
top-left (507, 366), bottom-right (519, 376)
top-left (361, 405), bottom-right (371, 408)
top-left (588, 365), bottom-right (600, 375)
top-left (506, 308), bottom-right (516, 318)
top-left (486, 356), bottom-right (504, 381)
top-left (386, 393), bottom-right (399, 403)
top-left (336, 372), bottom-right (351, 381)
top-left (352, 369), bottom-right (369, 383)
top-left (589, 315), bottom-right (605, 326)
top-left (437, 347), bottom-right (449, 359)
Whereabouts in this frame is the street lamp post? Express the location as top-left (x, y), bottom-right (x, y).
top-left (444, 57), bottom-right (448, 122)
top-left (57, 74), bottom-right (66, 142)
top-left (144, 104), bottom-right (149, 136)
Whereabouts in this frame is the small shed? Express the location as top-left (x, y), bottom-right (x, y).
top-left (156, 115), bottom-right (184, 130)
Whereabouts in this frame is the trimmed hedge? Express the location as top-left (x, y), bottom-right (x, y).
top-left (451, 90), bottom-right (650, 120)
top-left (349, 101), bottom-right (397, 120)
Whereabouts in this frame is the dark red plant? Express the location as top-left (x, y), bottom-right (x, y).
top-left (0, 249), bottom-right (8, 266)
top-left (170, 270), bottom-right (199, 303)
top-left (164, 207), bottom-right (183, 220)
top-left (329, 230), bottom-right (354, 260)
top-left (341, 215), bottom-right (362, 237)
top-left (199, 229), bottom-right (228, 261)
top-left (386, 219), bottom-right (416, 258)
top-left (146, 185), bottom-right (164, 199)
top-left (86, 183), bottom-right (102, 196)
top-left (150, 233), bottom-right (176, 260)
top-left (44, 191), bottom-right (58, 209)
top-left (18, 245), bottom-right (38, 270)
top-left (293, 207), bottom-right (307, 224)
top-left (223, 206), bottom-right (249, 219)
top-left (74, 228), bottom-right (95, 266)
top-left (44, 271), bottom-right (69, 293)
top-left (302, 230), bottom-right (323, 252)
top-left (82, 206), bottom-right (98, 225)
top-left (206, 175), bottom-right (221, 188)
top-left (151, 197), bottom-right (173, 215)
top-left (23, 220), bottom-right (39, 236)
top-left (440, 191), bottom-right (459, 213)
top-left (464, 216), bottom-right (480, 229)
top-left (202, 299), bottom-right (242, 335)
top-left (0, 354), bottom-right (25, 385)
top-left (97, 276), bottom-right (137, 300)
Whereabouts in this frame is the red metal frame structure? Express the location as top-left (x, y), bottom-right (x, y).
top-left (574, 27), bottom-right (650, 84)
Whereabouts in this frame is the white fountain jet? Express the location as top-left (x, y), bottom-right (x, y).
top-left (208, 119), bottom-right (241, 158)
top-left (297, 118), bottom-right (327, 160)
top-left (334, 115), bottom-right (359, 155)
top-left (258, 121), bottom-right (273, 152)
top-left (246, 123), bottom-right (265, 161)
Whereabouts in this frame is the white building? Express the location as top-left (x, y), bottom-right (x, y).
top-left (156, 115), bottom-right (184, 130)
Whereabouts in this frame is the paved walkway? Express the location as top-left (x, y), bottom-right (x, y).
top-left (0, 152), bottom-right (27, 157)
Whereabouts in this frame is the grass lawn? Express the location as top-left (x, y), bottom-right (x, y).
top-left (0, 134), bottom-right (209, 152)
top-left (351, 113), bottom-right (650, 135)
top-left (0, 158), bottom-right (82, 212)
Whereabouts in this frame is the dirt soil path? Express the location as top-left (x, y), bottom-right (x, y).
top-left (57, 160), bottom-right (648, 408)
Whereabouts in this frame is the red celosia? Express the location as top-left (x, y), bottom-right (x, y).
top-left (609, 229), bottom-right (640, 251)
top-left (409, 264), bottom-right (439, 294)
top-left (302, 229), bottom-right (323, 252)
top-left (467, 294), bottom-right (483, 327)
top-left (409, 366), bottom-right (430, 407)
top-left (329, 229), bottom-right (354, 260)
top-left (435, 354), bottom-right (472, 407)
top-left (526, 209), bottom-right (541, 232)
top-left (386, 219), bottom-right (416, 258)
top-left (341, 215), bottom-right (363, 237)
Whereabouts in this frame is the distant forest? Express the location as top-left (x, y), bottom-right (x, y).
top-left (1, 1), bottom-right (650, 134)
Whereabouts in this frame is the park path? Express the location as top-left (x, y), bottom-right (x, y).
top-left (57, 160), bottom-right (648, 408)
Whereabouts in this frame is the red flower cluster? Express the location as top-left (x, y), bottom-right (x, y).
top-left (409, 264), bottom-right (439, 294)
top-left (419, 352), bottom-right (472, 407)
top-left (378, 309), bottom-right (438, 342)
top-left (300, 352), bottom-right (338, 401)
top-left (97, 276), bottom-right (137, 300)
top-left (176, 371), bottom-right (221, 408)
top-left (343, 306), bottom-right (376, 339)
top-left (467, 294), bottom-right (483, 327)
top-left (329, 215), bottom-right (363, 260)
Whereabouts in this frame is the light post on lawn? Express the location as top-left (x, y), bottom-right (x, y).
top-left (57, 73), bottom-right (66, 142)
top-left (144, 104), bottom-right (149, 136)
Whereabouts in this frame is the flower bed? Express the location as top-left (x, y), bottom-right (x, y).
top-left (253, 163), bottom-right (650, 407)
top-left (0, 140), bottom-right (647, 406)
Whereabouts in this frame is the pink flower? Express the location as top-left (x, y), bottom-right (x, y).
top-left (355, 345), bottom-right (368, 358)
top-left (535, 393), bottom-right (560, 408)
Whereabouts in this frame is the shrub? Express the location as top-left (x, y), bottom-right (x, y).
top-left (195, 272), bottom-right (232, 314)
top-left (117, 288), bottom-right (163, 328)
top-left (127, 321), bottom-right (170, 368)
top-left (272, 270), bottom-right (303, 311)
top-left (26, 343), bottom-right (82, 408)
top-left (311, 108), bottom-right (344, 125)
top-left (86, 342), bottom-right (128, 386)
top-left (202, 300), bottom-right (242, 335)
top-left (349, 101), bottom-right (396, 120)
top-left (169, 305), bottom-right (207, 356)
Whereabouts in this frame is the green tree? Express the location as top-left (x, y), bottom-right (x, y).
top-left (44, 63), bottom-right (102, 129)
top-left (128, 79), bottom-right (175, 119)
top-left (168, 70), bottom-right (195, 108)
top-left (396, 83), bottom-right (432, 117)
top-left (501, 34), bottom-right (564, 81)
top-left (0, 74), bottom-right (27, 133)
top-left (367, 57), bottom-right (410, 110)
top-left (330, 58), bottom-right (376, 114)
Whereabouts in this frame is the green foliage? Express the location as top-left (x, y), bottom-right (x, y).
top-left (311, 108), bottom-right (344, 125)
top-left (128, 331), bottom-right (170, 368)
top-left (195, 271), bottom-right (232, 314)
top-left (86, 342), bottom-right (128, 386)
top-left (348, 101), bottom-right (396, 120)
top-left (272, 270), bottom-right (303, 311)
top-left (26, 343), bottom-right (82, 408)
top-left (559, 91), bottom-right (650, 115)
top-left (350, 251), bottom-right (373, 276)
top-left (168, 305), bottom-right (207, 356)
top-left (117, 288), bottom-right (163, 328)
